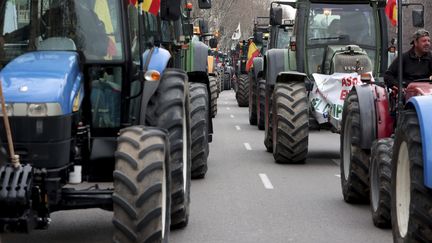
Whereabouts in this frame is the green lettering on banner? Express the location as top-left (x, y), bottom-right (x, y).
top-left (323, 103), bottom-right (331, 113)
top-left (311, 97), bottom-right (322, 109)
top-left (330, 104), bottom-right (344, 119)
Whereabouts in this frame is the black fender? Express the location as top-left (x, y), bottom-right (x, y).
top-left (275, 71), bottom-right (307, 83)
top-left (352, 84), bottom-right (376, 149)
top-left (188, 71), bottom-right (213, 142)
top-left (253, 57), bottom-right (264, 82)
top-left (139, 69), bottom-right (187, 125)
top-left (265, 49), bottom-right (292, 86)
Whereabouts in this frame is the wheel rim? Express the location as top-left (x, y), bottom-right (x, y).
top-left (162, 149), bottom-right (167, 239)
top-left (396, 141), bottom-right (410, 238)
top-left (370, 154), bottom-right (379, 211)
top-left (343, 115), bottom-right (353, 180)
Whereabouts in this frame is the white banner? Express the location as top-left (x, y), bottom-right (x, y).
top-left (310, 72), bottom-right (370, 131)
top-left (231, 23), bottom-right (241, 40)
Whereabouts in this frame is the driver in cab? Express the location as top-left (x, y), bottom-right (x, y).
top-left (384, 29), bottom-right (432, 88)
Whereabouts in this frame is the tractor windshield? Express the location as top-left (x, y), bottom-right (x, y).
top-left (306, 3), bottom-right (376, 74)
top-left (0, 0), bottom-right (123, 66)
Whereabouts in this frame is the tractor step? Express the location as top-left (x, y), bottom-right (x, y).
top-left (0, 163), bottom-right (34, 233)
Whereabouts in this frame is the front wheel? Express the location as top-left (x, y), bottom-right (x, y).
top-left (189, 82), bottom-right (209, 179)
top-left (209, 76), bottom-right (218, 118)
top-left (147, 69), bottom-right (191, 229)
top-left (272, 82), bottom-right (308, 163)
top-left (257, 79), bottom-right (266, 130)
top-left (113, 127), bottom-right (170, 243)
top-left (370, 138), bottom-right (393, 228)
top-left (236, 74), bottom-right (249, 107)
top-left (340, 90), bottom-right (370, 203)
top-left (264, 84), bottom-right (273, 152)
top-left (391, 109), bottom-right (432, 242)
top-left (249, 73), bottom-right (257, 125)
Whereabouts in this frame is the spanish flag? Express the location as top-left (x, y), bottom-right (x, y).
top-left (142, 0), bottom-right (160, 16)
top-left (129, 0), bottom-right (160, 16)
top-left (385, 0), bottom-right (397, 26)
top-left (246, 41), bottom-right (260, 72)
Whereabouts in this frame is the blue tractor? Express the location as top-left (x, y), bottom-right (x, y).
top-left (390, 1), bottom-right (432, 240)
top-left (0, 0), bottom-right (197, 241)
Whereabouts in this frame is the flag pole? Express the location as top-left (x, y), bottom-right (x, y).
top-left (397, 0), bottom-right (403, 108)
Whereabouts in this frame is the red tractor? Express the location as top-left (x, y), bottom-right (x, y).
top-left (340, 3), bottom-right (429, 229)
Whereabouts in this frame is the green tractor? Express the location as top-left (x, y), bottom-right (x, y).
top-left (233, 39), bottom-right (250, 107)
top-left (248, 16), bottom-right (269, 127)
top-left (0, 0), bottom-right (212, 240)
top-left (264, 0), bottom-right (392, 163)
top-left (262, 1), bottom-right (296, 150)
top-left (161, 2), bottom-right (213, 179)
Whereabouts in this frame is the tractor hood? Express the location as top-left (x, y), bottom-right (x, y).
top-left (0, 51), bottom-right (83, 114)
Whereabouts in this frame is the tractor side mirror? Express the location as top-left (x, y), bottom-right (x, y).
top-left (412, 9), bottom-right (424, 28)
top-left (160, 0), bottom-right (181, 21)
top-left (198, 0), bottom-right (211, 9)
top-left (254, 32), bottom-right (263, 44)
top-left (209, 38), bottom-right (218, 49)
top-left (183, 23), bottom-right (194, 37)
top-left (199, 19), bottom-right (209, 34)
top-left (270, 6), bottom-right (283, 26)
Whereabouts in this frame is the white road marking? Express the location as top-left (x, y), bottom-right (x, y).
top-left (259, 173), bottom-right (274, 189)
top-left (227, 107), bottom-right (231, 110)
top-left (244, 143), bottom-right (252, 150)
top-left (332, 159), bottom-right (340, 165)
top-left (235, 125), bottom-right (241, 131)
top-left (335, 174), bottom-right (341, 178)
top-left (230, 114), bottom-right (235, 118)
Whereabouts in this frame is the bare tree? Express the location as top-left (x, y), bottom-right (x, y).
top-left (192, 0), bottom-right (272, 51)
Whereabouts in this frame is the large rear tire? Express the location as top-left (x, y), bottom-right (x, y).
top-left (113, 127), bottom-right (170, 243)
top-left (257, 79), bottom-right (266, 130)
top-left (272, 82), bottom-right (308, 164)
top-left (209, 76), bottom-right (218, 118)
top-left (340, 90), bottom-right (370, 203)
top-left (236, 74), bottom-right (249, 107)
top-left (189, 82), bottom-right (209, 179)
top-left (249, 73), bottom-right (257, 125)
top-left (147, 69), bottom-right (191, 229)
top-left (370, 138), bottom-right (393, 228)
top-left (391, 109), bottom-right (432, 242)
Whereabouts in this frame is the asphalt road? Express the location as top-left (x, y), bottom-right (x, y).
top-left (1, 90), bottom-right (392, 243)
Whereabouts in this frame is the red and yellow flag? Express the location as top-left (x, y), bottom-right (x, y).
top-left (246, 42), bottom-right (260, 72)
top-left (385, 0), bottom-right (397, 26)
top-left (129, 0), bottom-right (160, 16)
top-left (142, 0), bottom-right (160, 16)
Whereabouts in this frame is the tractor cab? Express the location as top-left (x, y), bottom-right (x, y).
top-left (0, 0), bottom-right (183, 237)
top-left (0, 0), bottom-right (132, 174)
top-left (294, 2), bottom-right (384, 76)
top-left (269, 3), bottom-right (296, 50)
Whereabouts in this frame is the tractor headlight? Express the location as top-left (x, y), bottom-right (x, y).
top-left (0, 104), bottom-right (13, 116)
top-left (0, 103), bottom-right (62, 117)
top-left (27, 103), bottom-right (62, 116)
top-left (28, 104), bottom-right (48, 117)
